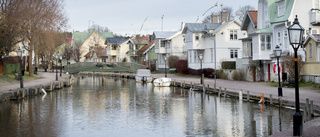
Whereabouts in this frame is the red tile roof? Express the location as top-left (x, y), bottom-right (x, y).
top-left (137, 39), bottom-right (154, 55)
top-left (248, 10), bottom-right (258, 27)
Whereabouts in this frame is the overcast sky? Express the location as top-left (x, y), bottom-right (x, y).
top-left (64, 0), bottom-right (258, 36)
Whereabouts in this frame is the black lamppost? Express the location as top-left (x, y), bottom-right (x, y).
top-left (199, 53), bottom-right (203, 84)
top-left (273, 45), bottom-right (282, 97)
top-left (17, 47), bottom-right (23, 88)
top-left (287, 15), bottom-right (304, 136)
top-left (55, 53), bottom-right (59, 81)
top-left (60, 56), bottom-right (62, 77)
top-left (164, 56), bottom-right (167, 78)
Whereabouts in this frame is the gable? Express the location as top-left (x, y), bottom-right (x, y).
top-left (268, 0), bottom-right (294, 24)
top-left (241, 10), bottom-right (258, 31)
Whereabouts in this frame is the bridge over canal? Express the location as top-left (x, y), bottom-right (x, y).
top-left (64, 62), bottom-right (147, 74)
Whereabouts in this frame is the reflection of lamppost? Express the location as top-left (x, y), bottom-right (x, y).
top-left (164, 56), bottom-right (167, 78)
top-left (55, 53), bottom-right (59, 81)
top-left (287, 15), bottom-right (304, 136)
top-left (17, 47), bottom-right (23, 88)
top-left (199, 53), bottom-right (203, 84)
top-left (273, 45), bottom-right (282, 97)
top-left (60, 56), bottom-right (62, 77)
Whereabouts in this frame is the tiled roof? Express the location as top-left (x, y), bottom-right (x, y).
top-left (153, 31), bottom-right (177, 39)
top-left (137, 40), bottom-right (154, 55)
top-left (248, 10), bottom-right (258, 27)
top-left (183, 23), bottom-right (221, 33)
top-left (131, 36), bottom-right (149, 45)
top-left (105, 37), bottom-right (129, 46)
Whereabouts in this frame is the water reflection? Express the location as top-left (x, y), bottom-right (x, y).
top-left (0, 76), bottom-right (296, 137)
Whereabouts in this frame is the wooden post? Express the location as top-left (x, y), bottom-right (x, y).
top-left (247, 91), bottom-right (250, 101)
top-left (239, 90), bottom-right (243, 100)
top-left (173, 80), bottom-right (175, 86)
top-left (310, 100), bottom-right (314, 115)
top-left (218, 87), bottom-right (221, 97)
top-left (224, 88), bottom-right (227, 97)
top-left (306, 98), bottom-right (311, 121)
top-left (22, 88), bottom-right (25, 99)
top-left (303, 106), bottom-right (307, 123)
top-left (268, 115), bottom-right (272, 135)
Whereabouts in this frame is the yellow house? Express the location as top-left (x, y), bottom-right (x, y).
top-left (72, 29), bottom-right (113, 62)
top-left (105, 37), bottom-right (131, 63)
top-left (301, 34), bottom-right (320, 83)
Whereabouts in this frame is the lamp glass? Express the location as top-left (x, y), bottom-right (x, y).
top-left (17, 48), bottom-right (22, 57)
top-left (287, 16), bottom-right (305, 48)
top-left (199, 53), bottom-right (203, 60)
top-left (274, 45), bottom-right (282, 57)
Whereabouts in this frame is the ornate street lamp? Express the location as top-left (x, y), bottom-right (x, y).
top-left (60, 56), bottom-right (62, 77)
top-left (17, 47), bottom-right (23, 88)
top-left (199, 53), bottom-right (203, 84)
top-left (55, 52), bottom-right (59, 81)
top-left (164, 56), bottom-right (167, 78)
top-left (287, 15), bottom-right (304, 136)
top-left (273, 45), bottom-right (282, 97)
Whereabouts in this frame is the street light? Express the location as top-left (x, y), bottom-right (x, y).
top-left (287, 15), bottom-right (304, 136)
top-left (164, 56), bottom-right (167, 78)
top-left (199, 53), bottom-right (203, 84)
top-left (55, 52), bottom-right (59, 81)
top-left (273, 45), bottom-right (282, 97)
top-left (17, 47), bottom-right (23, 88)
top-left (60, 56), bottom-right (62, 77)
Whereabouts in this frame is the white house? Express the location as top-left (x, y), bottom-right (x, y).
top-left (182, 20), bottom-right (246, 70)
top-left (240, 0), bottom-right (320, 82)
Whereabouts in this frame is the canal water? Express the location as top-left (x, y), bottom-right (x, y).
top-left (0, 76), bottom-right (295, 137)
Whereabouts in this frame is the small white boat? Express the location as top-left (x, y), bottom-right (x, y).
top-left (153, 77), bottom-right (172, 87)
top-left (135, 69), bottom-right (152, 83)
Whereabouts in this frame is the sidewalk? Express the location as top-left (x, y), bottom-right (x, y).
top-left (0, 72), bottom-right (68, 92)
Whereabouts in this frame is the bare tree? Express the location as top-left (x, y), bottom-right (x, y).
top-left (235, 5), bottom-right (256, 22)
top-left (89, 24), bottom-right (110, 33)
top-left (72, 40), bottom-right (83, 62)
top-left (282, 54), bottom-right (304, 80)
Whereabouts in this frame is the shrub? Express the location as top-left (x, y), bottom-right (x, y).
top-left (216, 70), bottom-right (228, 80)
top-left (221, 61), bottom-right (236, 69)
top-left (232, 69), bottom-right (245, 81)
top-left (168, 55), bottom-right (179, 68)
top-left (176, 60), bottom-right (188, 74)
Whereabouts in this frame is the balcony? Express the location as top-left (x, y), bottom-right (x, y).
top-left (310, 10), bottom-right (320, 25)
top-left (107, 50), bottom-right (119, 56)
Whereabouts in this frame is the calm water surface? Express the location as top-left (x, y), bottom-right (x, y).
top-left (0, 76), bottom-right (295, 137)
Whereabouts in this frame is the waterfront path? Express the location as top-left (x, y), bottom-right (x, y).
top-left (0, 72), bottom-right (68, 93)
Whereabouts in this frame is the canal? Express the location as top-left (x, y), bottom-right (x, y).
top-left (0, 76), bottom-right (295, 136)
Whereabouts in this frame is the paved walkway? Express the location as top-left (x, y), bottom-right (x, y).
top-left (0, 72), bottom-right (68, 92)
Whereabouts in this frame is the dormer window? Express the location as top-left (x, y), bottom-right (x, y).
top-left (195, 35), bottom-right (199, 40)
top-left (277, 0), bottom-right (285, 17)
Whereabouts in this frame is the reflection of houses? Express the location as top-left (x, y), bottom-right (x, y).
top-left (72, 29), bottom-right (113, 62)
top-left (302, 34), bottom-right (320, 83)
top-left (240, 0), bottom-right (320, 82)
top-left (105, 37), bottom-right (131, 63)
top-left (182, 18), bottom-right (246, 70)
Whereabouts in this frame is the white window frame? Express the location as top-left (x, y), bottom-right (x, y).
top-left (309, 42), bottom-right (313, 58)
top-left (260, 35), bottom-right (271, 51)
top-left (278, 0), bottom-right (285, 17)
top-left (314, 0), bottom-right (320, 9)
top-left (230, 49), bottom-right (238, 58)
top-left (230, 30), bottom-right (238, 40)
top-left (160, 40), bottom-right (165, 47)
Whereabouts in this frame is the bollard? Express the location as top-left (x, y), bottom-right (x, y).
top-left (247, 91), bottom-right (250, 101)
top-left (303, 106), bottom-right (307, 123)
top-left (310, 100), bottom-right (314, 115)
top-left (270, 94), bottom-right (273, 105)
top-left (259, 94), bottom-right (264, 104)
top-left (239, 90), bottom-right (243, 100)
top-left (268, 115), bottom-right (272, 135)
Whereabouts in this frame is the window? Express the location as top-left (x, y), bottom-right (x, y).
top-left (260, 35), bottom-right (271, 51)
top-left (309, 43), bottom-right (313, 58)
top-left (315, 0), bottom-right (320, 9)
top-left (195, 36), bottom-right (199, 40)
top-left (277, 31), bottom-right (281, 47)
top-left (230, 49), bottom-right (238, 58)
top-left (261, 35), bottom-right (265, 51)
top-left (278, 0), bottom-right (285, 17)
top-left (312, 29), bottom-right (318, 34)
top-left (161, 40), bottom-right (165, 47)
top-left (112, 44), bottom-right (117, 50)
top-left (284, 30), bottom-right (288, 49)
top-left (230, 30), bottom-right (238, 40)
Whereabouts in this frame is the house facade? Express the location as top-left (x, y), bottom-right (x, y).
top-left (301, 34), bottom-right (320, 83)
top-left (183, 20), bottom-right (246, 71)
top-left (105, 37), bottom-right (131, 63)
top-left (240, 0), bottom-right (320, 82)
top-left (72, 29), bottom-right (113, 62)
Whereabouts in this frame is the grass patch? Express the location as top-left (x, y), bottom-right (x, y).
top-left (0, 72), bottom-right (40, 86)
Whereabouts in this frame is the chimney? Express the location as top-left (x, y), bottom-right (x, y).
top-left (221, 11), bottom-right (228, 23)
top-left (212, 14), bottom-right (219, 23)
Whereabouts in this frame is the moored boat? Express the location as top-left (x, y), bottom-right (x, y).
top-left (153, 77), bottom-right (172, 87)
top-left (135, 69), bottom-right (152, 83)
